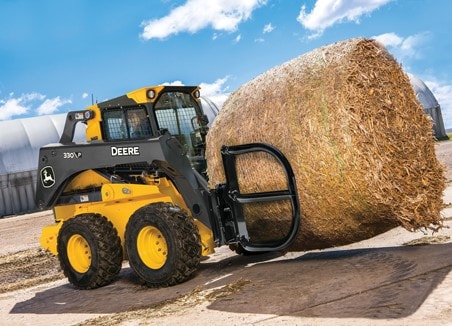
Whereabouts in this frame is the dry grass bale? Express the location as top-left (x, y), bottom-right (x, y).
top-left (206, 37), bottom-right (445, 251)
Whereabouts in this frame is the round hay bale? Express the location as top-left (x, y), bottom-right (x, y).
top-left (206, 37), bottom-right (445, 251)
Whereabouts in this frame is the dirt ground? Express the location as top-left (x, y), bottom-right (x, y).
top-left (1, 140), bottom-right (452, 326)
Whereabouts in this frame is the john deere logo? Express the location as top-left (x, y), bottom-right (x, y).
top-left (40, 166), bottom-right (55, 188)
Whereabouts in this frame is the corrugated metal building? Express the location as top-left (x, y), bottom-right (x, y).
top-left (408, 74), bottom-right (448, 139)
top-left (0, 114), bottom-right (85, 216)
top-left (201, 96), bottom-right (221, 127)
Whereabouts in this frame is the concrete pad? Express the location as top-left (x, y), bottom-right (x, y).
top-left (442, 186), bottom-right (452, 219)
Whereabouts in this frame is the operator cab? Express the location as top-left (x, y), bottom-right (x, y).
top-left (97, 86), bottom-right (209, 177)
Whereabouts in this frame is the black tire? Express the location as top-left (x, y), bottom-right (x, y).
top-left (57, 213), bottom-right (123, 289)
top-left (125, 202), bottom-right (201, 287)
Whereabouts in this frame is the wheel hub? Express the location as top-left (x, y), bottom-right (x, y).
top-left (67, 234), bottom-right (92, 273)
top-left (137, 226), bottom-right (168, 269)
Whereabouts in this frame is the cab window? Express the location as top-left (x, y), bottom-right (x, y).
top-left (102, 107), bottom-right (152, 141)
top-left (154, 91), bottom-right (207, 175)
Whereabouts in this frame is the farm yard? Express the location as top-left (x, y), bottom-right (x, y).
top-left (0, 140), bottom-right (452, 325)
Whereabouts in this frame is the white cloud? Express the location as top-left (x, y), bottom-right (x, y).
top-left (140, 0), bottom-right (267, 40)
top-left (263, 23), bottom-right (274, 33)
top-left (372, 32), bottom-right (430, 60)
top-left (400, 33), bottom-right (430, 58)
top-left (162, 80), bottom-right (185, 87)
top-left (424, 79), bottom-right (452, 129)
top-left (234, 34), bottom-right (242, 43)
top-left (23, 92), bottom-right (46, 102)
top-left (0, 92), bottom-right (45, 120)
top-left (199, 77), bottom-right (230, 97)
top-left (297, 0), bottom-right (393, 38)
top-left (200, 77), bottom-right (230, 110)
top-left (372, 32), bottom-right (402, 47)
top-left (0, 92), bottom-right (71, 120)
top-left (0, 97), bottom-right (29, 120)
top-left (36, 97), bottom-right (72, 116)
top-left (82, 93), bottom-right (89, 99)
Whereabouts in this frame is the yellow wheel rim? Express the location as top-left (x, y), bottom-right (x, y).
top-left (137, 226), bottom-right (168, 269)
top-left (67, 234), bottom-right (92, 273)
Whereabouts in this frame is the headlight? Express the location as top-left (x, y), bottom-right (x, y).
top-left (147, 89), bottom-right (156, 99)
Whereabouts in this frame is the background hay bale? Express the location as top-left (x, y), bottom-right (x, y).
top-left (206, 37), bottom-right (445, 251)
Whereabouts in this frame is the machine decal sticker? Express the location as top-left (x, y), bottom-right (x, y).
top-left (111, 146), bottom-right (140, 156)
top-left (40, 166), bottom-right (56, 188)
top-left (63, 152), bottom-right (82, 159)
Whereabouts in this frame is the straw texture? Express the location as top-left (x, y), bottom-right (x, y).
top-left (206, 38), bottom-right (445, 250)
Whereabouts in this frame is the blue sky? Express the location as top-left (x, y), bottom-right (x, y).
top-left (1, 0), bottom-right (452, 128)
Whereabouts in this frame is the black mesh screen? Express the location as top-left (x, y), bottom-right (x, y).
top-left (102, 107), bottom-right (152, 141)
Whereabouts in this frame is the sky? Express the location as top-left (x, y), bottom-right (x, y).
top-left (1, 0), bottom-right (452, 128)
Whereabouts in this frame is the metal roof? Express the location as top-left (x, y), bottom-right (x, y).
top-left (408, 73), bottom-right (439, 110)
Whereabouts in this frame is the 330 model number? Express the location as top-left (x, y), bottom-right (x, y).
top-left (63, 152), bottom-right (82, 159)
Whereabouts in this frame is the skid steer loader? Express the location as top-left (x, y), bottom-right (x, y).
top-left (36, 85), bottom-right (300, 289)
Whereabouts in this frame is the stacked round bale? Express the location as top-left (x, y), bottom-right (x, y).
top-left (206, 37), bottom-right (445, 251)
